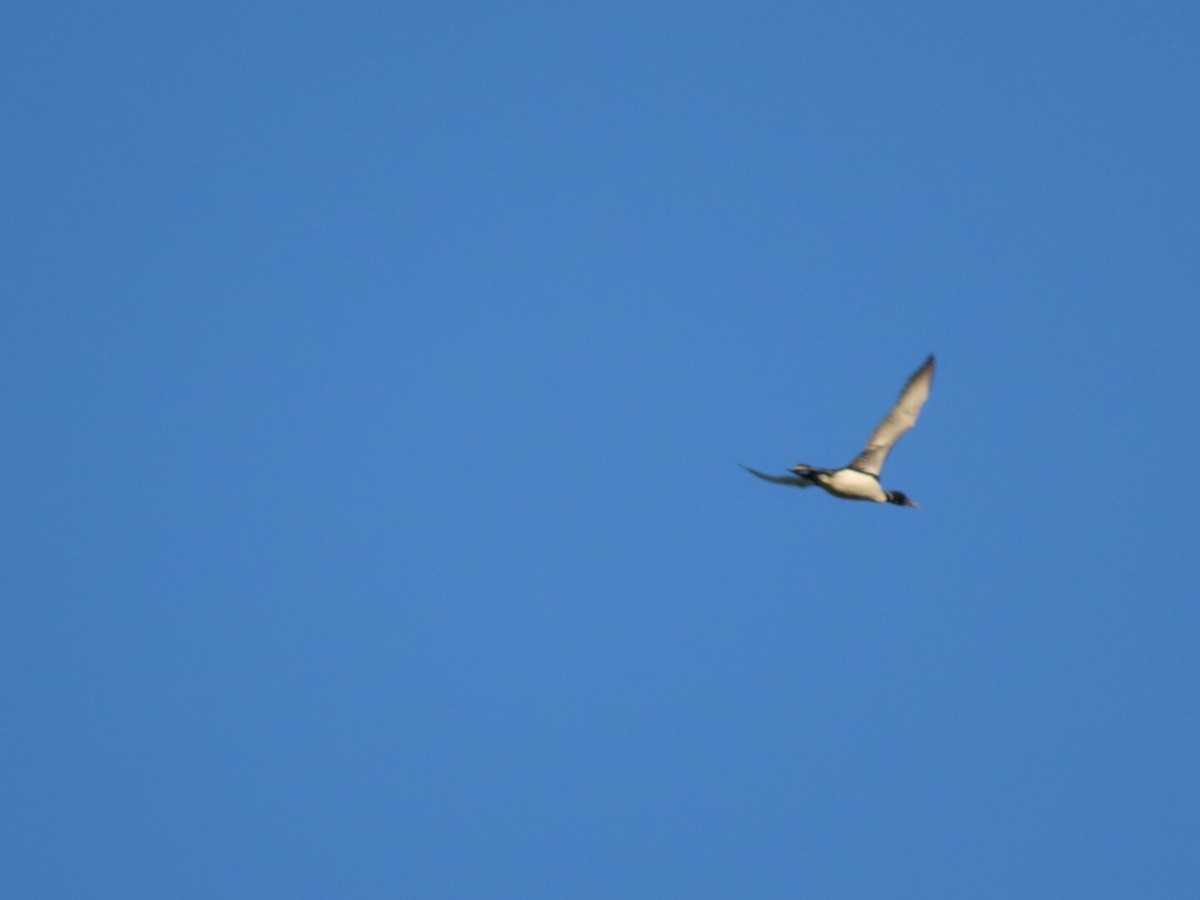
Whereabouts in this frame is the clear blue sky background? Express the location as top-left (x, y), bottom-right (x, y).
top-left (4, 2), bottom-right (1199, 897)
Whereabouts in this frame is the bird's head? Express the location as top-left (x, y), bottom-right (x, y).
top-left (886, 490), bottom-right (920, 508)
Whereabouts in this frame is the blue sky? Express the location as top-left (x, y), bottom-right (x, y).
top-left (4, 1), bottom-right (1199, 896)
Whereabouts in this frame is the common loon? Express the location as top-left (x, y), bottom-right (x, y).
top-left (741, 354), bottom-right (935, 508)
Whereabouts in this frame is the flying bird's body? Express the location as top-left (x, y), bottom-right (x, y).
top-left (741, 355), bottom-right (935, 508)
top-left (809, 467), bottom-right (888, 502)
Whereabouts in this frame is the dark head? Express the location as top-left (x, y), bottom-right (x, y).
top-left (886, 490), bottom-right (920, 508)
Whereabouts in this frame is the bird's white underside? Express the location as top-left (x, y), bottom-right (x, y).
top-left (814, 468), bottom-right (888, 502)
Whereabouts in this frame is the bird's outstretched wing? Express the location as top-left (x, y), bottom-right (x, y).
top-left (739, 463), bottom-right (813, 487)
top-left (848, 354), bottom-right (935, 476)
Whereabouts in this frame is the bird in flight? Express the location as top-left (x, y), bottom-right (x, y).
top-left (741, 354), bottom-right (935, 508)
